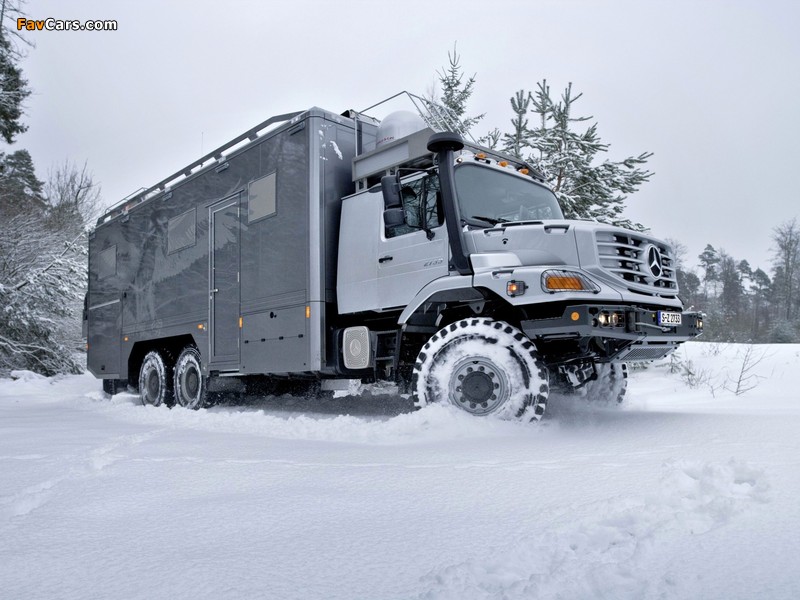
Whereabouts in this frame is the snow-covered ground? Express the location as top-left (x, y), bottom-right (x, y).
top-left (1, 342), bottom-right (799, 600)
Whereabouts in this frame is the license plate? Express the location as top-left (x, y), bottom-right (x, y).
top-left (658, 311), bottom-right (682, 326)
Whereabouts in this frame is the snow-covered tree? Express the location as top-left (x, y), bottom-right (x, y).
top-left (432, 44), bottom-right (484, 136)
top-left (499, 80), bottom-right (653, 228)
top-left (750, 267), bottom-right (772, 340)
top-left (0, 212), bottom-right (87, 375)
top-left (771, 218), bottom-right (799, 322)
top-left (429, 50), bottom-right (653, 228)
top-left (45, 160), bottom-right (102, 234)
top-left (0, 30), bottom-right (30, 144)
top-left (0, 161), bottom-right (97, 376)
top-left (0, 149), bottom-right (44, 213)
top-left (698, 244), bottom-right (720, 301)
top-left (718, 251), bottom-right (744, 322)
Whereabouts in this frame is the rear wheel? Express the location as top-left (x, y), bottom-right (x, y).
top-left (411, 319), bottom-right (549, 421)
top-left (174, 346), bottom-right (208, 410)
top-left (139, 351), bottom-right (173, 407)
top-left (102, 378), bottom-right (123, 396)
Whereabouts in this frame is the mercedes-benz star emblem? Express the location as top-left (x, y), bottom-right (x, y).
top-left (645, 245), bottom-right (664, 280)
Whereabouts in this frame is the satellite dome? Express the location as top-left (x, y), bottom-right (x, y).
top-left (375, 111), bottom-right (426, 147)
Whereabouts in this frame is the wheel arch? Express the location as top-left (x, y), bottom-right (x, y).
top-left (128, 334), bottom-right (199, 391)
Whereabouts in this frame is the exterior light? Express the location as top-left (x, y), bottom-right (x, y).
top-left (498, 161), bottom-right (508, 167)
top-left (518, 168), bottom-right (529, 175)
top-left (597, 311), bottom-right (625, 327)
top-left (506, 280), bottom-right (527, 297)
top-left (542, 270), bottom-right (600, 294)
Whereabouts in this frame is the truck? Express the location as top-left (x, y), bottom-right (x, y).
top-left (85, 94), bottom-right (703, 421)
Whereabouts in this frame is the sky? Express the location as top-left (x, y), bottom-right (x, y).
top-left (9, 0), bottom-right (800, 272)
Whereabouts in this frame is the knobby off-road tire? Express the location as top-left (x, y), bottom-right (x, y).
top-left (411, 318), bottom-right (549, 422)
top-left (583, 363), bottom-right (628, 404)
top-left (139, 350), bottom-right (173, 407)
top-left (174, 346), bottom-right (208, 410)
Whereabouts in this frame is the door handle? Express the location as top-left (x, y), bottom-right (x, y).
top-left (379, 256), bottom-right (393, 263)
top-left (211, 288), bottom-right (219, 293)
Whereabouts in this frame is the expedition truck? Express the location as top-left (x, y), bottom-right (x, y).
top-left (85, 97), bottom-right (703, 421)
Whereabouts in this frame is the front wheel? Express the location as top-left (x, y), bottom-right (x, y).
top-left (174, 346), bottom-right (208, 410)
top-left (583, 363), bottom-right (628, 404)
top-left (411, 319), bottom-right (549, 421)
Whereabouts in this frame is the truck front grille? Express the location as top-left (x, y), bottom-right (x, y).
top-left (595, 231), bottom-right (678, 298)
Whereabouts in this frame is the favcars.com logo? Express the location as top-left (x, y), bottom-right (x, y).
top-left (17, 18), bottom-right (118, 31)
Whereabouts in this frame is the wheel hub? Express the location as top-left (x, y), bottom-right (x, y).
top-left (461, 371), bottom-right (493, 403)
top-left (450, 357), bottom-right (509, 416)
top-left (146, 371), bottom-right (159, 399)
top-left (184, 368), bottom-right (199, 398)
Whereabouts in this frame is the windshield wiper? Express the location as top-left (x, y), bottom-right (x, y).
top-left (469, 215), bottom-right (509, 226)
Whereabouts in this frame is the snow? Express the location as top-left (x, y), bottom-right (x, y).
top-left (1, 343), bottom-right (799, 600)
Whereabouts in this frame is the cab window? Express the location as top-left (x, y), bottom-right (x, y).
top-left (386, 173), bottom-right (442, 238)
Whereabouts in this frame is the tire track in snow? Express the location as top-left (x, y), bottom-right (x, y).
top-left (0, 429), bottom-right (164, 522)
top-left (419, 459), bottom-right (769, 600)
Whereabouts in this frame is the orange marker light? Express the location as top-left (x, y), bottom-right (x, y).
top-left (546, 276), bottom-right (584, 290)
top-left (239, 316), bottom-right (243, 329)
top-left (571, 312), bottom-right (580, 321)
top-left (499, 161), bottom-right (508, 167)
top-left (305, 306), bottom-right (311, 319)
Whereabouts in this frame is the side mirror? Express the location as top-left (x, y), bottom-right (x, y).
top-left (381, 174), bottom-right (401, 209)
top-left (383, 207), bottom-right (405, 228)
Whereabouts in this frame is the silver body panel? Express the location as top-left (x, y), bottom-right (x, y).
top-left (337, 190), bottom-right (448, 313)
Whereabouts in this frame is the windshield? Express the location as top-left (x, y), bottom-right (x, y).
top-left (454, 163), bottom-right (563, 226)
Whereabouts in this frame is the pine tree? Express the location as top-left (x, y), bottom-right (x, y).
top-left (428, 51), bottom-right (654, 227)
top-left (501, 90), bottom-right (530, 159)
top-left (698, 244), bottom-right (720, 301)
top-left (510, 81), bottom-right (653, 227)
top-left (0, 34), bottom-right (30, 144)
top-left (434, 44), bottom-right (484, 136)
top-left (750, 268), bottom-right (771, 340)
top-left (0, 149), bottom-right (45, 215)
top-left (718, 251), bottom-right (744, 323)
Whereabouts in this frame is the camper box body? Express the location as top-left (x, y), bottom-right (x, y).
top-left (86, 108), bottom-right (376, 384)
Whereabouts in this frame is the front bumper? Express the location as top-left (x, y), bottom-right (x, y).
top-left (521, 304), bottom-right (703, 362)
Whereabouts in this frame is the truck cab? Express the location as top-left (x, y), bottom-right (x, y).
top-left (336, 117), bottom-right (702, 420)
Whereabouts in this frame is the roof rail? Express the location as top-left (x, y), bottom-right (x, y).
top-left (358, 91), bottom-right (476, 143)
top-left (97, 110), bottom-right (302, 226)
